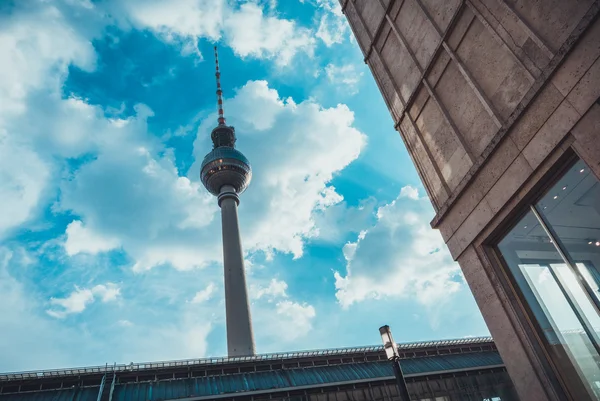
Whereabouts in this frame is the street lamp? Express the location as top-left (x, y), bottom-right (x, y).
top-left (379, 325), bottom-right (411, 401)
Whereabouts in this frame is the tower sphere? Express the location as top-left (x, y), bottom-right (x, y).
top-left (200, 145), bottom-right (252, 196)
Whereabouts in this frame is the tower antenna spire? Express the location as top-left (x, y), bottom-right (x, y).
top-left (214, 46), bottom-right (226, 126)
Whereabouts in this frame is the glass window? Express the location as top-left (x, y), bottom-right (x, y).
top-left (497, 159), bottom-right (600, 400)
top-left (536, 159), bottom-right (600, 309)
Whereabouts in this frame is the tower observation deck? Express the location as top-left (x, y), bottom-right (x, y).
top-left (200, 46), bottom-right (254, 357)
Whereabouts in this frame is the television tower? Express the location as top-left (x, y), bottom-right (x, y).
top-left (200, 46), bottom-right (255, 357)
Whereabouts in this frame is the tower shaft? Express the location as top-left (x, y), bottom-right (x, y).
top-left (218, 185), bottom-right (255, 357)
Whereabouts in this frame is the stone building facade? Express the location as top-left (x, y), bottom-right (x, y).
top-left (340, 0), bottom-right (600, 400)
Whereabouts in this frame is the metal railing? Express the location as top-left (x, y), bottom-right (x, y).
top-left (0, 337), bottom-right (493, 381)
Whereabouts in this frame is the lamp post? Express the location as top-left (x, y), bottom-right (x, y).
top-left (379, 325), bottom-right (411, 401)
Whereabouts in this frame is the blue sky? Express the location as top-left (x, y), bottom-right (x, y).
top-left (0, 0), bottom-right (488, 372)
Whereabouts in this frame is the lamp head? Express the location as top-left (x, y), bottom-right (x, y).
top-left (379, 325), bottom-right (399, 360)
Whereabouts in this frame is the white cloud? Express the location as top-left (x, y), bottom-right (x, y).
top-left (400, 185), bottom-right (420, 200)
top-left (0, 2), bottom-right (220, 269)
top-left (1, 0), bottom-right (366, 272)
top-left (181, 323), bottom-right (213, 356)
top-left (342, 241), bottom-right (358, 261)
top-left (325, 63), bottom-right (363, 95)
top-left (190, 283), bottom-right (216, 303)
top-left (275, 300), bottom-right (316, 340)
top-left (0, 4), bottom-right (98, 238)
top-left (316, 0), bottom-right (344, 17)
top-left (64, 220), bottom-right (121, 256)
top-left (341, 230), bottom-right (366, 262)
top-left (224, 3), bottom-right (315, 66)
top-left (313, 198), bottom-right (376, 243)
top-left (47, 287), bottom-right (95, 319)
top-left (57, 79), bottom-right (365, 272)
top-left (0, 6), bottom-right (96, 119)
top-left (0, 132), bottom-right (50, 238)
top-left (93, 283), bottom-right (122, 302)
top-left (56, 115), bottom-right (219, 271)
top-left (334, 186), bottom-right (463, 308)
top-left (0, 248), bottom-right (86, 370)
top-left (250, 278), bottom-right (288, 301)
top-left (0, 2), bottom-right (336, 367)
top-left (249, 276), bottom-right (317, 344)
top-left (125, 0), bottom-right (223, 41)
top-left (316, 15), bottom-right (345, 46)
top-left (122, 0), bottom-right (314, 66)
top-left (47, 283), bottom-right (121, 318)
top-left (315, 0), bottom-right (348, 47)
top-left (192, 80), bottom-right (367, 261)
top-left (0, 246), bottom-right (219, 370)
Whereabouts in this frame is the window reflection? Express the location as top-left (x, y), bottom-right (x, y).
top-left (521, 263), bottom-right (600, 388)
top-left (536, 160), bottom-right (600, 309)
top-left (550, 263), bottom-right (600, 342)
top-left (497, 159), bottom-right (600, 400)
top-left (578, 262), bottom-right (600, 305)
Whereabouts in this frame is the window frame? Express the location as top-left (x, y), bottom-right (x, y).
top-left (482, 150), bottom-right (600, 400)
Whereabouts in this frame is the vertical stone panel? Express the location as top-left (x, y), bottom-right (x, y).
top-left (472, 0), bottom-right (548, 74)
top-left (444, 146), bottom-right (473, 191)
top-left (447, 6), bottom-right (476, 50)
top-left (551, 19), bottom-right (600, 97)
top-left (394, 0), bottom-right (441, 68)
top-left (522, 98), bottom-right (581, 169)
top-left (435, 60), bottom-right (497, 156)
top-left (507, 0), bottom-right (594, 53)
top-left (572, 104), bottom-right (600, 178)
top-left (565, 54), bottom-right (600, 115)
top-left (427, 48), bottom-right (451, 87)
top-left (369, 51), bottom-right (404, 122)
top-left (414, 21), bottom-right (443, 70)
top-left (409, 85), bottom-right (430, 120)
top-left (416, 99), bottom-right (473, 190)
top-left (447, 198), bottom-right (494, 258)
top-left (464, 109), bottom-right (501, 155)
top-left (354, 0), bottom-right (385, 36)
top-left (401, 117), bottom-right (450, 206)
top-left (439, 136), bottom-right (521, 241)
top-left (508, 83), bottom-right (564, 151)
top-left (478, 0), bottom-right (530, 48)
top-left (483, 154), bottom-right (533, 213)
top-left (345, 4), bottom-right (371, 52)
top-left (389, 0), bottom-right (405, 20)
top-left (378, 26), bottom-right (421, 102)
top-left (420, 0), bottom-right (461, 32)
top-left (490, 67), bottom-right (534, 120)
top-left (375, 21), bottom-right (392, 53)
top-left (417, 102), bottom-right (457, 164)
top-left (471, 137), bottom-right (520, 200)
top-left (521, 35), bottom-right (553, 70)
top-left (416, 98), bottom-right (444, 138)
top-left (456, 17), bottom-right (534, 121)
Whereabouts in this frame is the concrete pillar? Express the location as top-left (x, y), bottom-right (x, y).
top-left (218, 185), bottom-right (255, 357)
